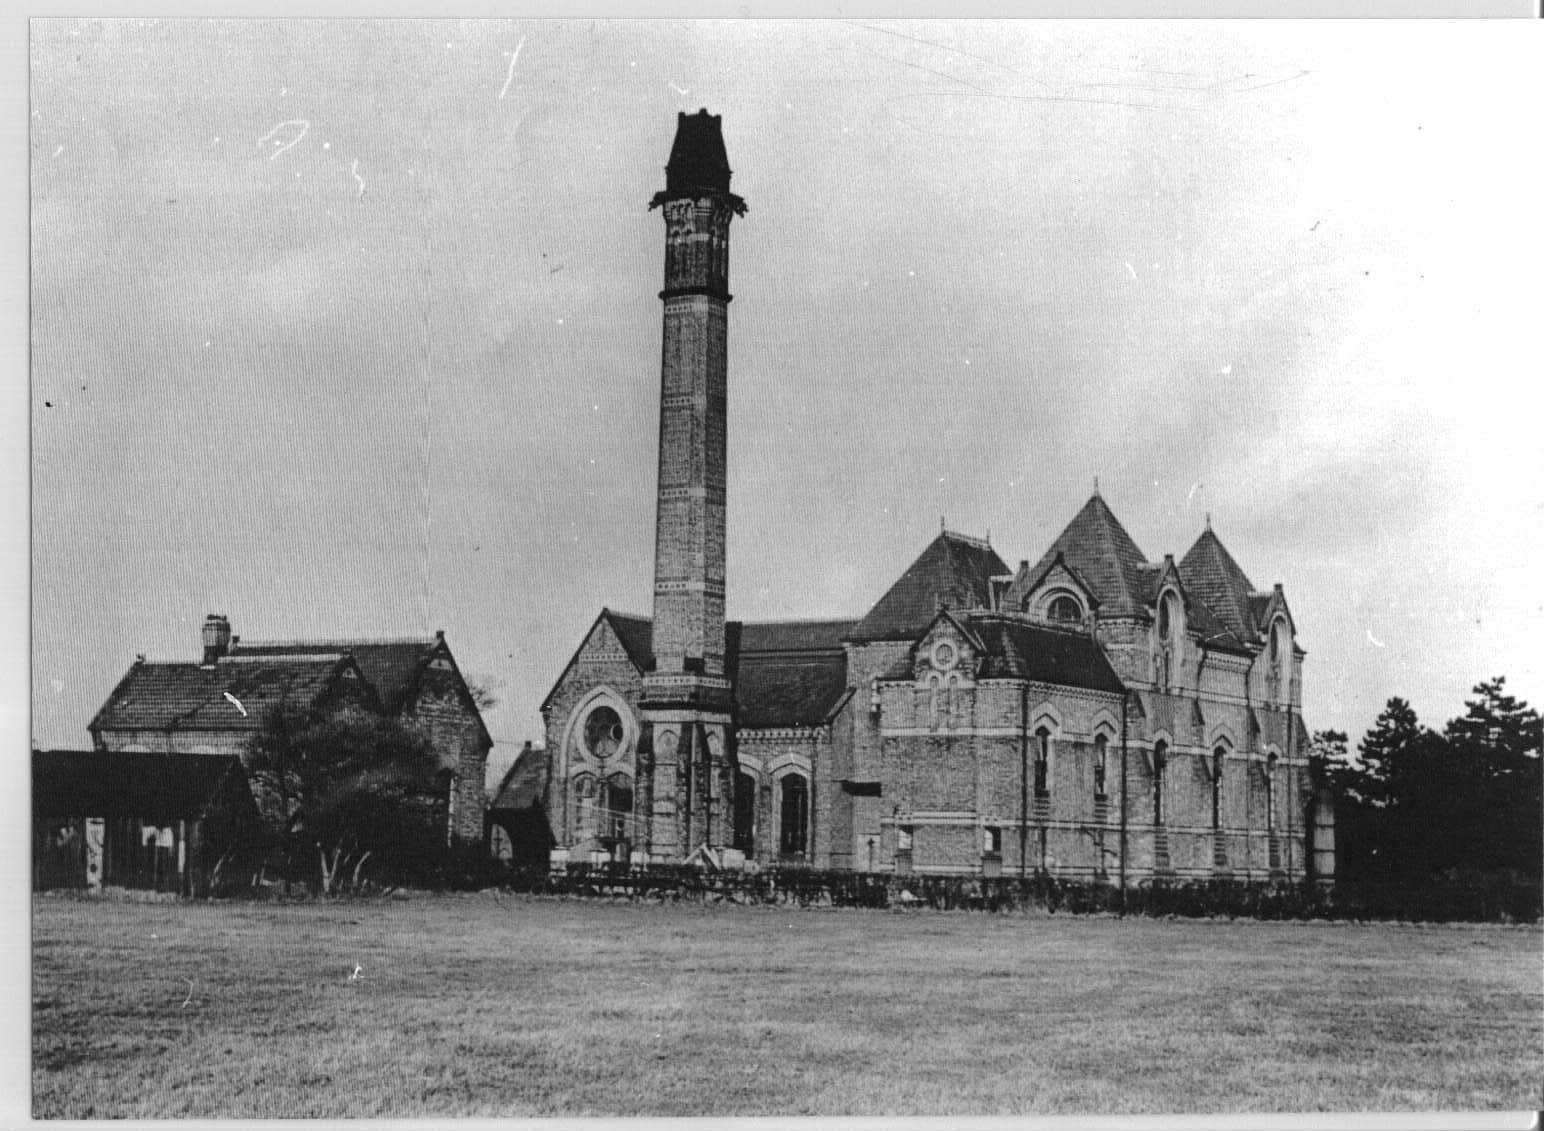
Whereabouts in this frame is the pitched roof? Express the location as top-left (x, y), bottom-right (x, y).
top-left (1178, 528), bottom-right (1260, 644)
top-left (848, 531), bottom-right (1009, 642)
top-left (965, 615), bottom-right (1127, 694)
top-left (489, 745), bottom-right (550, 812)
top-left (89, 656), bottom-right (359, 734)
top-left (601, 612), bottom-right (656, 670)
top-left (739, 619), bottom-right (859, 654)
top-left (737, 653), bottom-right (852, 729)
top-left (229, 637), bottom-right (440, 712)
top-left (1028, 495), bottom-right (1153, 617)
top-left (33, 749), bottom-right (252, 820)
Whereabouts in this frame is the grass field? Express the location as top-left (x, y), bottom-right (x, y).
top-left (31, 891), bottom-right (1544, 1118)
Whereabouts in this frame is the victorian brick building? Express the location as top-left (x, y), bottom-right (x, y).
top-left (90, 616), bottom-right (490, 846)
top-left (540, 109), bottom-right (1327, 882)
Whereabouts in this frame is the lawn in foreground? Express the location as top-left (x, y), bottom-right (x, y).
top-left (32, 892), bottom-right (1543, 1118)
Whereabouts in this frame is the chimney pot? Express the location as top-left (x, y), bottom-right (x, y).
top-left (202, 614), bottom-right (232, 666)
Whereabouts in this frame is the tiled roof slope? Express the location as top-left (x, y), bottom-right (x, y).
top-left (739, 619), bottom-right (858, 653)
top-left (230, 638), bottom-right (438, 712)
top-left (1028, 495), bottom-right (1153, 617)
top-left (849, 532), bottom-right (1010, 642)
top-left (966, 615), bottom-right (1127, 694)
top-left (89, 657), bottom-right (356, 734)
top-left (34, 749), bottom-right (251, 819)
top-left (737, 653), bottom-right (850, 729)
top-left (1178, 528), bottom-right (1260, 644)
top-left (489, 745), bottom-right (551, 811)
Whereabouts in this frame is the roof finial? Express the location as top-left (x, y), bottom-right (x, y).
top-left (940, 514), bottom-right (946, 532)
top-left (1093, 476), bottom-right (1100, 497)
top-left (1205, 511), bottom-right (1212, 531)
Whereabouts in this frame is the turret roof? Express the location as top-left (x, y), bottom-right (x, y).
top-left (847, 531), bottom-right (1010, 643)
top-left (1027, 494), bottom-right (1152, 617)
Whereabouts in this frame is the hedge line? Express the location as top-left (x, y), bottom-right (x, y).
top-left (472, 863), bottom-right (1540, 923)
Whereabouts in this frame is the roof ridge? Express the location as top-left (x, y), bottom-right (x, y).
top-left (220, 652), bottom-right (347, 663)
top-left (234, 635), bottom-right (438, 649)
top-left (940, 529), bottom-right (992, 550)
top-left (741, 616), bottom-right (858, 626)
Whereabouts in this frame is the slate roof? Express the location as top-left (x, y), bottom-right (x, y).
top-left (1178, 527), bottom-right (1260, 644)
top-left (739, 619), bottom-right (859, 653)
top-left (229, 637), bottom-right (441, 712)
top-left (848, 532), bottom-right (1010, 643)
top-left (965, 615), bottom-right (1127, 694)
top-left (600, 612), bottom-right (656, 670)
top-left (489, 745), bottom-right (550, 812)
top-left (737, 653), bottom-right (851, 729)
top-left (33, 749), bottom-right (252, 820)
top-left (89, 656), bottom-right (359, 734)
top-left (1028, 495), bottom-right (1153, 617)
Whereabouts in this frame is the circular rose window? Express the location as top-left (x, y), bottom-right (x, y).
top-left (931, 640), bottom-right (958, 671)
top-left (583, 705), bottom-right (626, 761)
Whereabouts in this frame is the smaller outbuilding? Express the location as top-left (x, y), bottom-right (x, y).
top-left (486, 741), bottom-right (553, 868)
top-left (33, 748), bottom-right (260, 897)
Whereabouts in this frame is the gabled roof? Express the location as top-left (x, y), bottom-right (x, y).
top-left (1018, 552), bottom-right (1103, 612)
top-left (965, 615), bottom-right (1127, 694)
top-left (848, 531), bottom-right (1009, 643)
top-left (489, 745), bottom-right (550, 812)
top-left (1027, 495), bottom-right (1153, 617)
top-left (89, 655), bottom-right (365, 734)
top-left (603, 612), bottom-right (656, 670)
top-left (541, 609), bottom-right (655, 714)
top-left (33, 749), bottom-right (254, 820)
top-left (1178, 527), bottom-right (1260, 644)
top-left (229, 637), bottom-right (441, 713)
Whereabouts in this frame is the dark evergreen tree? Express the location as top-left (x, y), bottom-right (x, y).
top-left (1442, 678), bottom-right (1542, 879)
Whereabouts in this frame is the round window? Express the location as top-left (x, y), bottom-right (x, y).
top-left (583, 705), bottom-right (626, 761)
top-left (930, 640), bottom-right (958, 671)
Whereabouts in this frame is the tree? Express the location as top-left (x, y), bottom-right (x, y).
top-left (244, 702), bottom-right (445, 893)
top-left (1442, 678), bottom-right (1542, 879)
top-left (463, 677), bottom-right (499, 713)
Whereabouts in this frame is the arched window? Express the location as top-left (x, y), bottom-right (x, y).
top-left (1034, 727), bottom-right (1051, 797)
top-left (1047, 593), bottom-right (1082, 624)
top-left (1152, 741), bottom-right (1167, 825)
top-left (779, 774), bottom-right (809, 858)
top-left (1265, 753), bottom-right (1278, 833)
top-left (1211, 748), bottom-right (1225, 829)
top-left (599, 773), bottom-right (633, 845)
top-left (733, 771), bottom-right (756, 854)
top-left (1158, 594), bottom-right (1175, 641)
top-left (1093, 733), bottom-right (1109, 797)
top-left (1267, 620), bottom-right (1289, 703)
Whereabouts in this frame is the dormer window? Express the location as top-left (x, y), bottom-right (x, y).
top-left (1158, 592), bottom-right (1178, 642)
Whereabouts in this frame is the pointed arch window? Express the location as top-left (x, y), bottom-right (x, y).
top-left (1093, 733), bottom-right (1109, 798)
top-left (1034, 727), bottom-right (1051, 798)
top-left (733, 771), bottom-right (756, 854)
top-left (1211, 748), bottom-right (1225, 829)
top-left (1265, 753), bottom-right (1278, 834)
top-left (1152, 741), bottom-right (1168, 825)
top-left (779, 774), bottom-right (810, 858)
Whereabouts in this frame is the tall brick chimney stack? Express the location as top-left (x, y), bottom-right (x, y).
top-left (640, 110), bottom-right (746, 860)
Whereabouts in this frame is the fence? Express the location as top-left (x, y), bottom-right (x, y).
top-left (483, 863), bottom-right (1541, 923)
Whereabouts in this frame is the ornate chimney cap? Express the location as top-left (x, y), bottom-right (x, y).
top-left (652, 109), bottom-right (746, 214)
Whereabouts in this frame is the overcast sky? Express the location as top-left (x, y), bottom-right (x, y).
top-left (30, 19), bottom-right (1543, 779)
